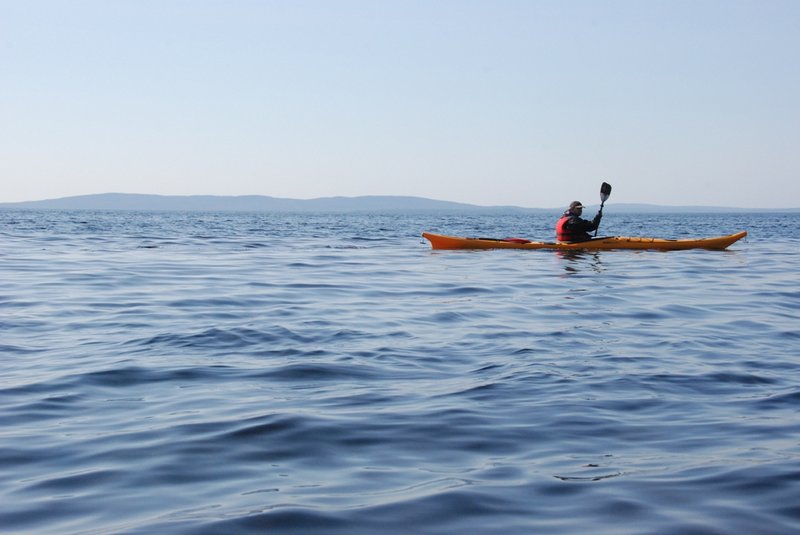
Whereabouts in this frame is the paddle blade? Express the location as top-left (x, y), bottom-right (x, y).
top-left (600, 182), bottom-right (612, 203)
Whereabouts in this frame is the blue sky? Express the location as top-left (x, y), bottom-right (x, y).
top-left (2, 0), bottom-right (798, 208)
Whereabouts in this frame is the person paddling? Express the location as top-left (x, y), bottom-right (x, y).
top-left (555, 201), bottom-right (603, 242)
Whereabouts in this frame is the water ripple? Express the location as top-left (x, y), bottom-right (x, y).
top-left (1, 211), bottom-right (798, 534)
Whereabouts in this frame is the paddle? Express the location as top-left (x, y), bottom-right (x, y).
top-left (594, 182), bottom-right (612, 236)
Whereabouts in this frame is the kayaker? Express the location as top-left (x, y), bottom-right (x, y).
top-left (556, 201), bottom-right (602, 242)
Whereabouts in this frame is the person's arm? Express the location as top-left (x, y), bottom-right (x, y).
top-left (566, 214), bottom-right (602, 233)
top-left (589, 211), bottom-right (602, 231)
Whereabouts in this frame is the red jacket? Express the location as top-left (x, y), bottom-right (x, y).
top-left (556, 211), bottom-right (600, 242)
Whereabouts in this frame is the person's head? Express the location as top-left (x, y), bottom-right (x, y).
top-left (569, 201), bottom-right (584, 215)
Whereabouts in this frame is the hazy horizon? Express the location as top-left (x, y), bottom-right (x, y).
top-left (2, 191), bottom-right (797, 212)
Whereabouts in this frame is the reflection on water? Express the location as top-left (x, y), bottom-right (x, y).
top-left (555, 249), bottom-right (604, 274)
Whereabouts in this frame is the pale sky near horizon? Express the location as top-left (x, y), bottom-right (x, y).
top-left (2, 1), bottom-right (798, 208)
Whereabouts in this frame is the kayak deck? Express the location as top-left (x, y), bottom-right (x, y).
top-left (422, 231), bottom-right (747, 251)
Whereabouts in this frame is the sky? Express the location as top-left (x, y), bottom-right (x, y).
top-left (2, 0), bottom-right (798, 208)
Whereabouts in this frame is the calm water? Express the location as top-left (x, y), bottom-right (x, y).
top-left (1, 210), bottom-right (798, 534)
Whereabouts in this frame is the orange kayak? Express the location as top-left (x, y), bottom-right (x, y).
top-left (422, 231), bottom-right (747, 251)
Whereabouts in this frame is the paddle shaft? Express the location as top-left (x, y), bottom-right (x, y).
top-left (594, 200), bottom-right (605, 237)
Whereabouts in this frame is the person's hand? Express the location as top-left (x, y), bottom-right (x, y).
top-left (593, 212), bottom-right (603, 224)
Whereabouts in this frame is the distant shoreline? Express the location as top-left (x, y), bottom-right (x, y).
top-left (0, 193), bottom-right (797, 213)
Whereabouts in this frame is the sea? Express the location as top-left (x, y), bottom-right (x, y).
top-left (1, 210), bottom-right (798, 535)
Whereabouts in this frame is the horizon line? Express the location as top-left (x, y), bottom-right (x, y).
top-left (0, 192), bottom-right (798, 212)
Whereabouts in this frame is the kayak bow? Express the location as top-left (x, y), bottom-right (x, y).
top-left (422, 231), bottom-right (747, 251)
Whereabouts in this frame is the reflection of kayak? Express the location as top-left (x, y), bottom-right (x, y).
top-left (422, 231), bottom-right (747, 251)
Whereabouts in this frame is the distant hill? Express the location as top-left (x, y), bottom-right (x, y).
top-left (0, 193), bottom-right (544, 212)
top-left (0, 193), bottom-right (796, 213)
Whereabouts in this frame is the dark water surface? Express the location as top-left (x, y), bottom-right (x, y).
top-left (1, 210), bottom-right (798, 534)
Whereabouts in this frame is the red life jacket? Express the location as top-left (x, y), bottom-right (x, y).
top-left (556, 215), bottom-right (579, 242)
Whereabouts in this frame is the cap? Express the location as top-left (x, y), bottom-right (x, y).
top-left (569, 201), bottom-right (584, 210)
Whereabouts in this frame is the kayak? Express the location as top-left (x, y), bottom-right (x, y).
top-left (422, 231), bottom-right (747, 251)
